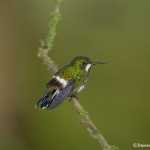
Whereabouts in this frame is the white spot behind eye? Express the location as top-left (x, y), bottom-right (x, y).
top-left (85, 64), bottom-right (91, 72)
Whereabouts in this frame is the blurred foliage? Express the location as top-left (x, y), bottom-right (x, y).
top-left (0, 0), bottom-right (150, 150)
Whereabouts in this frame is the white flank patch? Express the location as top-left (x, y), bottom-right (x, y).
top-left (77, 85), bottom-right (85, 93)
top-left (53, 76), bottom-right (68, 87)
top-left (42, 106), bottom-right (46, 110)
top-left (85, 64), bottom-right (91, 72)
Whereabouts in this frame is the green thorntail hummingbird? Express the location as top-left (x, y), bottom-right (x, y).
top-left (36, 56), bottom-right (106, 110)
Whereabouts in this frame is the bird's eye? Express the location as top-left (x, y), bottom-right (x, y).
top-left (82, 62), bottom-right (87, 65)
top-left (80, 62), bottom-right (87, 69)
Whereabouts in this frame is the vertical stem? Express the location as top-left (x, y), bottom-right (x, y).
top-left (37, 0), bottom-right (63, 74)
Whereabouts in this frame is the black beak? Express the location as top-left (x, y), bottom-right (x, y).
top-left (92, 62), bottom-right (107, 65)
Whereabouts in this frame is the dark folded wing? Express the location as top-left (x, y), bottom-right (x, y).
top-left (36, 88), bottom-right (57, 109)
top-left (48, 79), bottom-right (76, 110)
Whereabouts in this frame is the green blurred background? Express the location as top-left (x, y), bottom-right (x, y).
top-left (0, 0), bottom-right (150, 150)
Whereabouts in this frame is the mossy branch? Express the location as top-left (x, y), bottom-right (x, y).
top-left (37, 1), bottom-right (119, 150)
top-left (37, 0), bottom-right (63, 74)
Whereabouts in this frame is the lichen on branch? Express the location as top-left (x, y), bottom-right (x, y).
top-left (37, 0), bottom-right (62, 74)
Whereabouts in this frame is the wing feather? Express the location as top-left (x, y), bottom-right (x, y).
top-left (48, 79), bottom-right (75, 110)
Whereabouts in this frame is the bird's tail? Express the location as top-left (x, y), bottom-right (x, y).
top-left (35, 91), bottom-right (51, 109)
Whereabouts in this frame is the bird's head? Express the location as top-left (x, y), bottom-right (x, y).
top-left (70, 56), bottom-right (106, 72)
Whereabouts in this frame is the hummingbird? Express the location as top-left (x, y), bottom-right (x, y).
top-left (36, 56), bottom-right (106, 110)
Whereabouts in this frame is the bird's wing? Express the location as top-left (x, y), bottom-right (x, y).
top-left (36, 77), bottom-right (61, 109)
top-left (36, 87), bottom-right (58, 109)
top-left (48, 79), bottom-right (76, 110)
